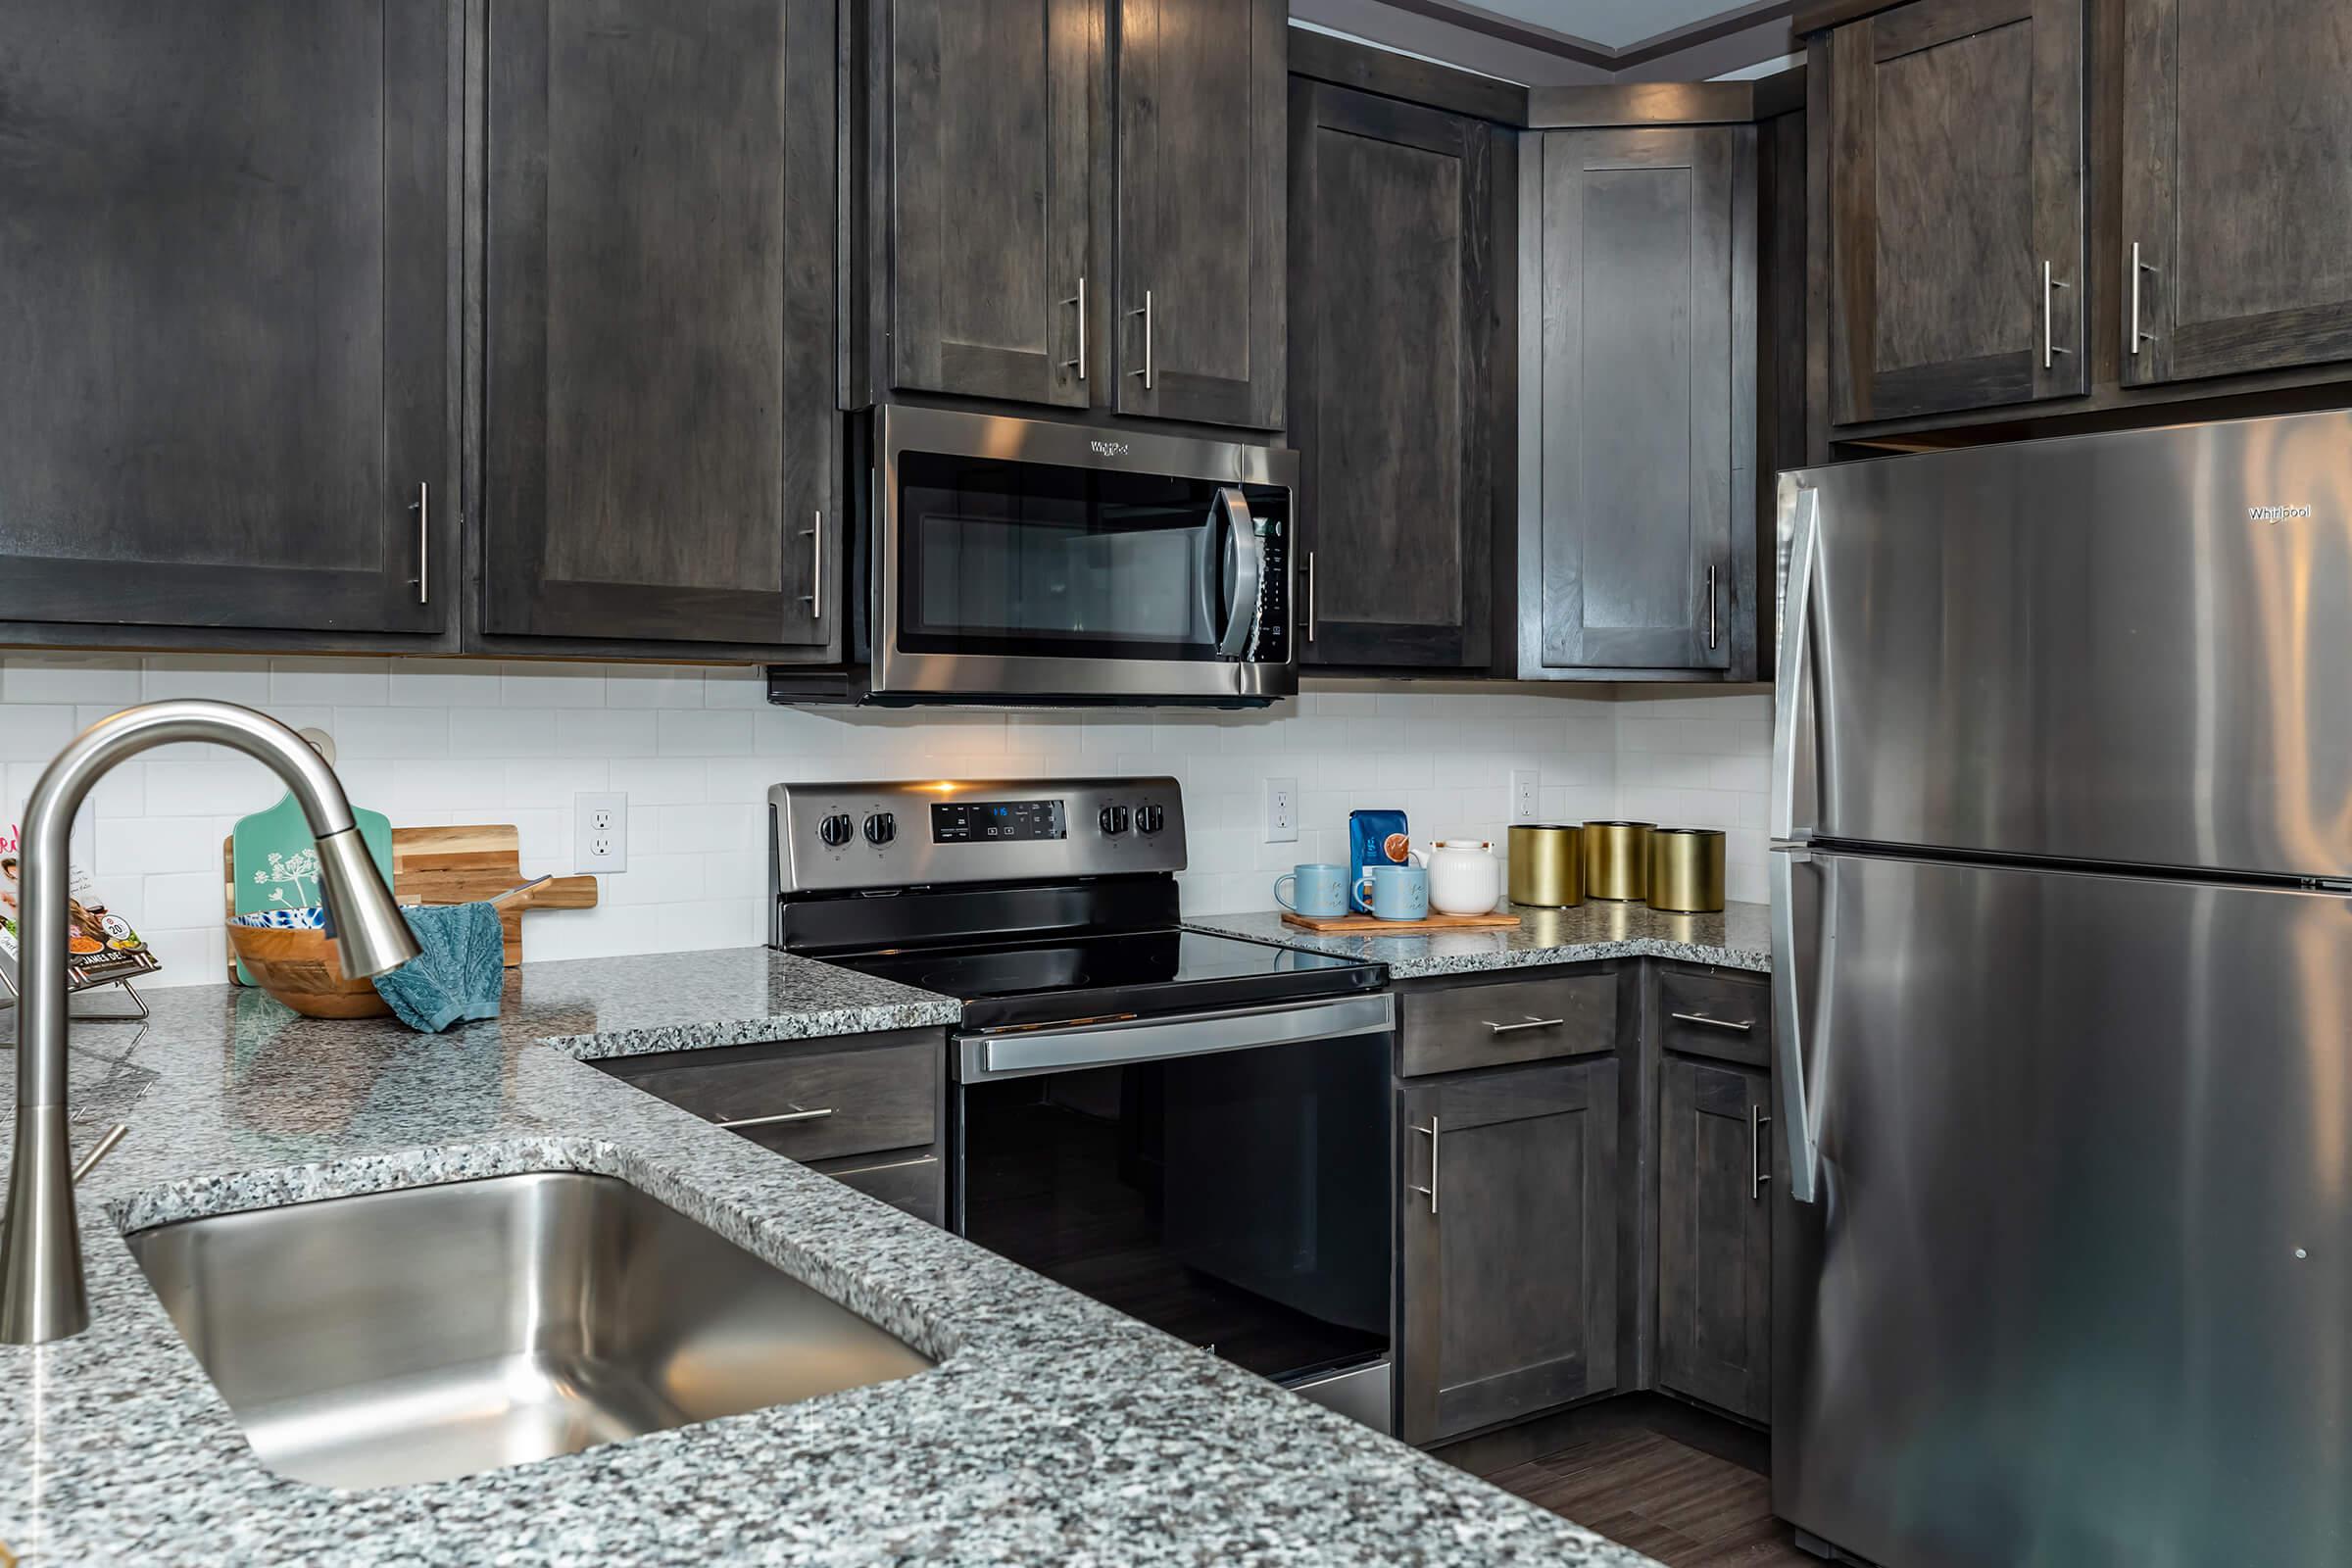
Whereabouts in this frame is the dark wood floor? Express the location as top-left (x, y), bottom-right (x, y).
top-left (1489, 1402), bottom-right (1813, 1567)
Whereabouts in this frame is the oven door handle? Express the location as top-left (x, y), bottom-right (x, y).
top-left (956, 993), bottom-right (1395, 1083)
top-left (1211, 485), bottom-right (1264, 661)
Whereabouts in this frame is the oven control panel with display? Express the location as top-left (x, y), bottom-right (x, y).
top-left (770, 777), bottom-right (1186, 895)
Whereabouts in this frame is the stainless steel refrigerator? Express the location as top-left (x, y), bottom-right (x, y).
top-left (1770, 411), bottom-right (2352, 1568)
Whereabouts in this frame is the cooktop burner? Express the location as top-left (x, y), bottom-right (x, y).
top-left (821, 926), bottom-right (1380, 1032)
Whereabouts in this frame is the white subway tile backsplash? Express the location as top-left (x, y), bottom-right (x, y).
top-left (0, 653), bottom-right (1779, 989)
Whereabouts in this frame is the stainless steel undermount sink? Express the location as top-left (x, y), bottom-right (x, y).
top-left (128, 1171), bottom-right (933, 1490)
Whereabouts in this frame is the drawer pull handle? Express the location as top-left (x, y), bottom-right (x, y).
top-left (1482, 1015), bottom-right (1565, 1035)
top-left (715, 1106), bottom-right (836, 1131)
top-left (1670, 1010), bottom-right (1752, 1034)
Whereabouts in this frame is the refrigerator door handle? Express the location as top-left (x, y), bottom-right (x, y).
top-left (1772, 478), bottom-right (1821, 844)
top-left (1770, 847), bottom-right (1824, 1204)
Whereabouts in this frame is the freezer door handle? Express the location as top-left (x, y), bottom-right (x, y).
top-left (1771, 848), bottom-right (1824, 1204)
top-left (1771, 478), bottom-right (1821, 844)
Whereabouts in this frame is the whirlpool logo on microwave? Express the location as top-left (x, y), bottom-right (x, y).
top-left (2249, 503), bottom-right (2314, 522)
top-left (1089, 440), bottom-right (1131, 459)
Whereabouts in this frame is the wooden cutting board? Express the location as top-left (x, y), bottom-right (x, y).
top-left (222, 823), bottom-right (597, 981)
top-left (1280, 910), bottom-right (1520, 935)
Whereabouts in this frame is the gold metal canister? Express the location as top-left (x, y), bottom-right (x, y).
top-left (1583, 821), bottom-right (1653, 902)
top-left (1506, 824), bottom-right (1583, 907)
top-left (1647, 827), bottom-right (1727, 913)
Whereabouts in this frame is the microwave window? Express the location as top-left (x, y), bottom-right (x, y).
top-left (895, 450), bottom-right (1284, 662)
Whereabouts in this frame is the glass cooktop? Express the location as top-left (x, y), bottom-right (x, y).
top-left (822, 927), bottom-right (1382, 1031)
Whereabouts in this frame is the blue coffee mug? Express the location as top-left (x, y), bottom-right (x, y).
top-left (1276, 863), bottom-right (1348, 919)
top-left (1356, 862), bottom-right (1430, 921)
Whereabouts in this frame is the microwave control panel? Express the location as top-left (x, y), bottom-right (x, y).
top-left (771, 777), bottom-right (1186, 894)
top-left (1252, 514), bottom-right (1290, 665)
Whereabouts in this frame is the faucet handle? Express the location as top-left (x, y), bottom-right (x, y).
top-left (71, 1123), bottom-right (127, 1186)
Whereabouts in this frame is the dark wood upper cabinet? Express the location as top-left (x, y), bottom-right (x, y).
top-left (482, 0), bottom-right (835, 651)
top-left (1656, 1054), bottom-right (1773, 1424)
top-left (1112, 0), bottom-right (1287, 428)
top-left (885, 0), bottom-right (1095, 408)
top-left (1522, 126), bottom-right (1752, 675)
top-left (1399, 1057), bottom-right (1620, 1446)
top-left (2120, 0), bottom-right (2352, 386)
top-left (1288, 81), bottom-right (1501, 670)
top-left (0, 0), bottom-right (454, 638)
top-left (1826, 0), bottom-right (2086, 423)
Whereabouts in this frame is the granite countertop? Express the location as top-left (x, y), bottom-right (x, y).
top-left (0, 946), bottom-right (1657, 1567)
top-left (1189, 900), bottom-right (1772, 979)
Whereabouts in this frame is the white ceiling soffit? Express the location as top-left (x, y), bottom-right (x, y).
top-left (1298, 0), bottom-right (1797, 77)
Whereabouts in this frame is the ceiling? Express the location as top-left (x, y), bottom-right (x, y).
top-left (1444, 0), bottom-right (1769, 50)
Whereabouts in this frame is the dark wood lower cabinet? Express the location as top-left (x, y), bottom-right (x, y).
top-left (1656, 1054), bottom-right (1772, 1423)
top-left (1399, 1056), bottom-right (1621, 1446)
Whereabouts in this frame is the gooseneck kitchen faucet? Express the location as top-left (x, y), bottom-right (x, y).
top-left (0, 701), bottom-right (419, 1344)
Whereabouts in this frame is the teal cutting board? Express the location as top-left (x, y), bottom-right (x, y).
top-left (230, 795), bottom-right (395, 985)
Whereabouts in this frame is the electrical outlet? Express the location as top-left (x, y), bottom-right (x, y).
top-left (1510, 769), bottom-right (1541, 823)
top-left (1264, 777), bottom-right (1298, 843)
top-left (574, 792), bottom-right (628, 874)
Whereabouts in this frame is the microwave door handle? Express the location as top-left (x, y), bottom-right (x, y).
top-left (1212, 485), bottom-right (1262, 660)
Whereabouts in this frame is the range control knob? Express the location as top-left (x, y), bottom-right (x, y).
top-left (1136, 804), bottom-right (1166, 836)
top-left (863, 811), bottom-right (898, 847)
top-left (817, 812), bottom-right (857, 849)
top-left (1099, 804), bottom-right (1132, 837)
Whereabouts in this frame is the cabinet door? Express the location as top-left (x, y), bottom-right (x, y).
top-left (1526, 127), bottom-right (1749, 673)
top-left (1399, 1058), bottom-right (1619, 1446)
top-left (889, 0), bottom-right (1094, 408)
top-left (1289, 82), bottom-right (1495, 670)
top-left (1828, 0), bottom-right (2086, 422)
top-left (1656, 1055), bottom-right (1771, 1423)
top-left (483, 0), bottom-right (834, 649)
top-left (0, 0), bottom-right (452, 636)
top-left (2122, 0), bottom-right (2352, 385)
top-left (1113, 0), bottom-right (1286, 428)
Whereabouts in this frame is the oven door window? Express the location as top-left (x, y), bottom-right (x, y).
top-left (895, 450), bottom-right (1282, 662)
top-left (959, 1034), bottom-right (1389, 1385)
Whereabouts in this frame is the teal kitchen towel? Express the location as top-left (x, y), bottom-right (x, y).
top-left (371, 903), bottom-right (505, 1033)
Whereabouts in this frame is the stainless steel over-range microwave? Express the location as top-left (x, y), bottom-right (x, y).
top-left (767, 407), bottom-right (1298, 707)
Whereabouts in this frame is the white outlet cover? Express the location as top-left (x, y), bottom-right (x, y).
top-left (1510, 769), bottom-right (1541, 823)
top-left (574, 791), bottom-right (628, 874)
top-left (1264, 776), bottom-right (1298, 843)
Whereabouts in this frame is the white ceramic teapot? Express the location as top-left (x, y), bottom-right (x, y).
top-left (1423, 839), bottom-right (1501, 916)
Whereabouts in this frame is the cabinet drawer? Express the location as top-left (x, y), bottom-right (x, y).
top-left (812, 1152), bottom-right (944, 1228)
top-left (1400, 971), bottom-right (1617, 1076)
top-left (602, 1029), bottom-right (941, 1164)
top-left (1656, 967), bottom-right (1769, 1067)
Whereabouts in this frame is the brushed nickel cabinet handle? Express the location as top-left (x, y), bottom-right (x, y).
top-left (2130, 241), bottom-right (2159, 356)
top-left (1061, 276), bottom-right (1087, 379)
top-left (1484, 1015), bottom-right (1566, 1034)
top-left (1128, 289), bottom-right (1153, 389)
top-left (715, 1105), bottom-right (835, 1132)
top-left (2041, 261), bottom-right (2072, 370)
top-left (1750, 1105), bottom-right (1772, 1200)
top-left (411, 482), bottom-right (428, 605)
top-left (1409, 1118), bottom-right (1439, 1214)
top-left (1705, 564), bottom-right (1718, 650)
top-left (1304, 551), bottom-right (1317, 644)
top-left (1670, 1010), bottom-right (1752, 1034)
top-left (801, 513), bottom-right (821, 618)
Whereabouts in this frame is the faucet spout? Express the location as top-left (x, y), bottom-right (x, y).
top-left (0, 700), bottom-right (418, 1344)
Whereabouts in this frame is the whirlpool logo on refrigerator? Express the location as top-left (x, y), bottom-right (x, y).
top-left (2248, 504), bottom-right (2314, 522)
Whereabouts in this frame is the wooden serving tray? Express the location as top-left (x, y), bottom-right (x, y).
top-left (1280, 910), bottom-right (1520, 935)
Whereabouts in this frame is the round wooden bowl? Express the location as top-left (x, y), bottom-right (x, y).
top-left (227, 925), bottom-right (392, 1019)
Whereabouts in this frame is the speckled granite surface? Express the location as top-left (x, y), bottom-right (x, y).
top-left (1189, 900), bottom-right (1772, 978)
top-left (0, 949), bottom-right (1659, 1567)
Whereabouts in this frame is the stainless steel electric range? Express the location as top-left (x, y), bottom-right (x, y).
top-left (768, 777), bottom-right (1396, 1431)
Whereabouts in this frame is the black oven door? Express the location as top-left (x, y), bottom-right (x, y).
top-left (953, 996), bottom-right (1393, 1414)
top-left (874, 407), bottom-right (1295, 704)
